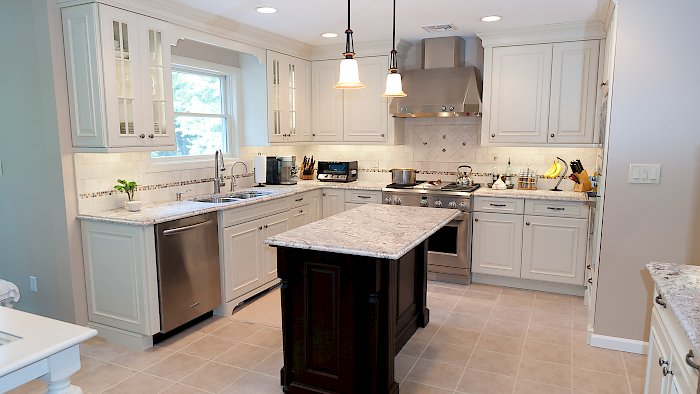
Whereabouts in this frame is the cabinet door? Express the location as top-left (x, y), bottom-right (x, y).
top-left (521, 215), bottom-right (587, 285)
top-left (138, 15), bottom-right (175, 148)
top-left (311, 60), bottom-right (344, 142)
top-left (646, 311), bottom-right (672, 394)
top-left (309, 190), bottom-right (322, 222)
top-left (268, 51), bottom-right (300, 143)
top-left (548, 41), bottom-right (600, 144)
top-left (471, 212), bottom-right (523, 277)
top-left (98, 5), bottom-right (145, 147)
top-left (262, 212), bottom-right (290, 283)
top-left (343, 57), bottom-right (388, 142)
top-left (222, 220), bottom-right (262, 302)
top-left (487, 44), bottom-right (552, 144)
top-left (296, 59), bottom-right (312, 141)
top-left (322, 189), bottom-right (345, 218)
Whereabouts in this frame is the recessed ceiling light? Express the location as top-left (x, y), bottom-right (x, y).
top-left (256, 6), bottom-right (278, 14)
top-left (321, 33), bottom-right (338, 38)
top-left (481, 15), bottom-right (502, 22)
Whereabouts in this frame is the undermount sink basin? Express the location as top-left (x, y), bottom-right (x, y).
top-left (193, 196), bottom-right (240, 203)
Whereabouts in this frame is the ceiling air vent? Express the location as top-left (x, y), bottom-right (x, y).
top-left (421, 24), bottom-right (457, 33)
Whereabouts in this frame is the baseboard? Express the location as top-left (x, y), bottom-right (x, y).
top-left (471, 273), bottom-right (585, 296)
top-left (88, 322), bottom-right (153, 350)
top-left (590, 333), bottom-right (648, 354)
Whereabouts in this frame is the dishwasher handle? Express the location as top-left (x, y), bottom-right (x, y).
top-left (162, 220), bottom-right (213, 236)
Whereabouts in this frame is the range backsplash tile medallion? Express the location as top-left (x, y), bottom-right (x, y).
top-left (74, 117), bottom-right (600, 213)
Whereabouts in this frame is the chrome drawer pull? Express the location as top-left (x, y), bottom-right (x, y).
top-left (295, 197), bottom-right (304, 202)
top-left (547, 207), bottom-right (565, 211)
top-left (655, 295), bottom-right (667, 308)
top-left (686, 350), bottom-right (700, 370)
top-left (489, 203), bottom-right (506, 207)
top-left (357, 195), bottom-right (371, 199)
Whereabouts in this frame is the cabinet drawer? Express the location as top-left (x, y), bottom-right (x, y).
top-left (473, 197), bottom-right (524, 214)
top-left (290, 192), bottom-right (311, 208)
top-left (525, 200), bottom-right (588, 218)
top-left (221, 197), bottom-right (289, 227)
top-left (345, 190), bottom-right (381, 204)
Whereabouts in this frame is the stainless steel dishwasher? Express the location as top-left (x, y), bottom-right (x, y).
top-left (155, 212), bottom-right (221, 333)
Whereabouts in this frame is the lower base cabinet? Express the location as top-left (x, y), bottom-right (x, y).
top-left (645, 290), bottom-right (699, 394)
top-left (471, 211), bottom-right (523, 278)
top-left (322, 189), bottom-right (345, 218)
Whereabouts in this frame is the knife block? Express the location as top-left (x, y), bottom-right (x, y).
top-left (573, 169), bottom-right (593, 192)
top-left (300, 170), bottom-right (315, 180)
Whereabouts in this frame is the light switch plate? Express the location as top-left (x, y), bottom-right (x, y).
top-left (629, 164), bottom-right (661, 184)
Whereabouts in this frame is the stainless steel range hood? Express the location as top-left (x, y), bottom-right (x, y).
top-left (390, 37), bottom-right (482, 118)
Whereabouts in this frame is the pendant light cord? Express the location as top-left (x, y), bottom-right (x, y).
top-left (389, 0), bottom-right (398, 71)
top-left (344, 0), bottom-right (354, 58)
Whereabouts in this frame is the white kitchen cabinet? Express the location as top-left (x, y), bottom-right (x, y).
top-left (471, 212), bottom-right (524, 278)
top-left (308, 190), bottom-right (322, 222)
top-left (310, 57), bottom-right (401, 144)
top-left (322, 189), bottom-right (345, 218)
top-left (80, 220), bottom-right (160, 339)
top-left (61, 3), bottom-right (175, 150)
top-left (267, 51), bottom-right (310, 143)
top-left (645, 290), bottom-right (700, 394)
top-left (520, 215), bottom-right (588, 285)
top-left (481, 37), bottom-right (601, 145)
top-left (222, 210), bottom-right (289, 304)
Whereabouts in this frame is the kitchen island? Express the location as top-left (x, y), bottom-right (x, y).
top-left (265, 204), bottom-right (460, 394)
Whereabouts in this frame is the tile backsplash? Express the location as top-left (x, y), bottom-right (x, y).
top-left (74, 117), bottom-right (600, 213)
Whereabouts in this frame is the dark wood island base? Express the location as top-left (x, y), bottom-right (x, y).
top-left (277, 241), bottom-right (429, 394)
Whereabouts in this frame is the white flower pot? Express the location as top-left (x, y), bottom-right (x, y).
top-left (125, 200), bottom-right (142, 212)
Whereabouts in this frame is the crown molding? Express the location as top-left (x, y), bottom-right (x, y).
top-left (310, 38), bottom-right (413, 61)
top-left (56, 0), bottom-right (313, 59)
top-left (477, 21), bottom-right (607, 48)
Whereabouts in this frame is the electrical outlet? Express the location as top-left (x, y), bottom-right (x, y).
top-left (30, 276), bottom-right (37, 292)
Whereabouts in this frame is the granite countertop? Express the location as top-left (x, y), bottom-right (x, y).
top-left (473, 188), bottom-right (589, 202)
top-left (77, 180), bottom-right (387, 226)
top-left (265, 204), bottom-right (460, 260)
top-left (647, 262), bottom-right (700, 354)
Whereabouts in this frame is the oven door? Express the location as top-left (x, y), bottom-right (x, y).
top-left (426, 212), bottom-right (471, 275)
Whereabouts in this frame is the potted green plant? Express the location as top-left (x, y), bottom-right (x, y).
top-left (114, 179), bottom-right (141, 211)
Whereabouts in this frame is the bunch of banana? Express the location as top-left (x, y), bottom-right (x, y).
top-left (543, 160), bottom-right (563, 178)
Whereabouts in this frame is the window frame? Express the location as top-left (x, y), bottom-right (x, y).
top-left (148, 56), bottom-right (241, 172)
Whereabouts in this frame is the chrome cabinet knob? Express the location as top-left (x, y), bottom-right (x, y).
top-left (448, 201), bottom-right (457, 209)
top-left (148, 134), bottom-right (154, 138)
top-left (394, 197), bottom-right (401, 205)
top-left (550, 134), bottom-right (555, 138)
top-left (434, 200), bottom-right (442, 208)
top-left (385, 197), bottom-right (393, 205)
top-left (491, 134), bottom-right (495, 138)
top-left (659, 357), bottom-right (669, 367)
top-left (139, 134), bottom-right (145, 138)
top-left (474, 218), bottom-right (479, 222)
top-left (420, 199), bottom-right (428, 207)
top-left (663, 366), bottom-right (673, 376)
top-left (526, 222), bottom-right (531, 225)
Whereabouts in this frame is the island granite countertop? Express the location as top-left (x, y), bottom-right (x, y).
top-left (647, 262), bottom-right (700, 354)
top-left (265, 204), bottom-right (460, 260)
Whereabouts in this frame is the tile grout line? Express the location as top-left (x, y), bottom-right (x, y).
top-left (512, 291), bottom-right (536, 393)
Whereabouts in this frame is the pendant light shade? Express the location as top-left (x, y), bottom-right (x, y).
top-left (382, 0), bottom-right (406, 97)
top-left (335, 0), bottom-right (365, 89)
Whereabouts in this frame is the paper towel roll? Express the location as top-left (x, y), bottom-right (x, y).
top-left (254, 155), bottom-right (266, 184)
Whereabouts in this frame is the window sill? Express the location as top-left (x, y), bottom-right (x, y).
top-left (147, 155), bottom-right (240, 173)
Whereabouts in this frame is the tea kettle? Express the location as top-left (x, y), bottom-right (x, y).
top-left (456, 165), bottom-right (474, 186)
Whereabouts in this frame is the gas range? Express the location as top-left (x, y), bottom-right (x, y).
top-left (382, 181), bottom-right (480, 211)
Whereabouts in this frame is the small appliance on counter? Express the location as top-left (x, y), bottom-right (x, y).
top-left (317, 161), bottom-right (358, 182)
top-left (266, 156), bottom-right (298, 185)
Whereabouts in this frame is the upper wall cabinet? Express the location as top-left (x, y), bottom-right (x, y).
top-left (478, 24), bottom-right (605, 146)
top-left (310, 56), bottom-right (403, 145)
top-left (267, 51), bottom-right (310, 144)
top-left (62, 4), bottom-right (175, 151)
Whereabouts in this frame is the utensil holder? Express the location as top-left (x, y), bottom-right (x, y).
top-left (300, 171), bottom-right (315, 180)
top-left (573, 169), bottom-right (593, 192)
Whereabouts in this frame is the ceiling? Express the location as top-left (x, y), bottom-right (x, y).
top-left (168, 0), bottom-right (601, 46)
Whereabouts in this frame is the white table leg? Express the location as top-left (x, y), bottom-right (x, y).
top-left (46, 377), bottom-right (83, 394)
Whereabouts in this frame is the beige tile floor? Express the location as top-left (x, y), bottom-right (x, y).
top-left (9, 282), bottom-right (647, 394)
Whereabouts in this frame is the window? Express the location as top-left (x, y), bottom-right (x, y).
top-left (151, 57), bottom-right (238, 161)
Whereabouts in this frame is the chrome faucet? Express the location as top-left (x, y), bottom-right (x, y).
top-left (214, 150), bottom-right (226, 193)
top-left (230, 161), bottom-right (249, 191)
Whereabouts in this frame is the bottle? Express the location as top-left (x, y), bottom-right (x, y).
top-left (505, 158), bottom-right (513, 187)
top-left (491, 156), bottom-right (499, 184)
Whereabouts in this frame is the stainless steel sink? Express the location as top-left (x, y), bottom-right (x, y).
top-left (193, 196), bottom-right (240, 203)
top-left (227, 191), bottom-right (271, 199)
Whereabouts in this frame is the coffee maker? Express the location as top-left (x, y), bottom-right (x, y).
top-left (265, 156), bottom-right (298, 185)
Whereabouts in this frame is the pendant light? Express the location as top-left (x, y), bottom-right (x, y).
top-left (382, 0), bottom-right (406, 97)
top-left (335, 0), bottom-right (365, 89)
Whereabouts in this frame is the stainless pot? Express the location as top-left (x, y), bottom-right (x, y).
top-left (456, 165), bottom-right (474, 186)
top-left (391, 168), bottom-right (417, 185)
